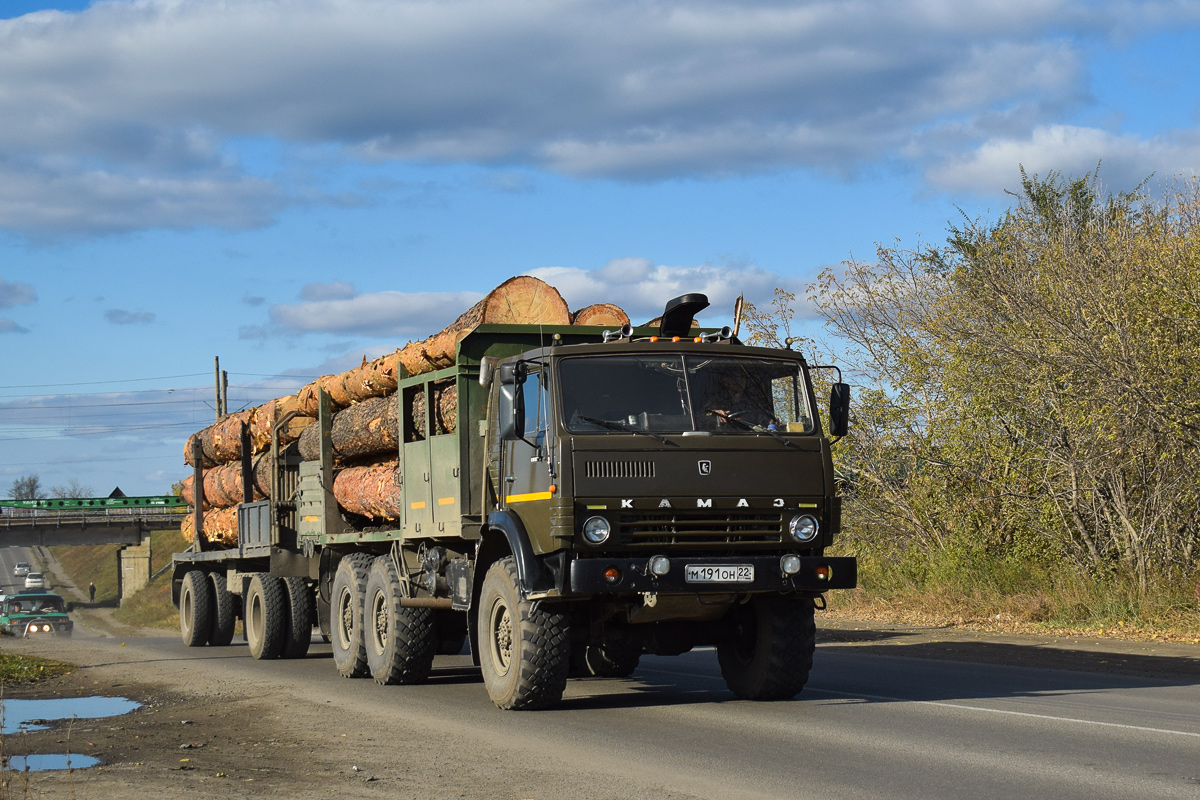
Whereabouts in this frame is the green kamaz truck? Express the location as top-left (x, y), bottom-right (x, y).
top-left (172, 292), bottom-right (856, 709)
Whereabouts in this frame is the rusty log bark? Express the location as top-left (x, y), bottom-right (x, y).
top-left (180, 455), bottom-right (272, 509)
top-left (181, 507), bottom-right (239, 547)
top-left (333, 462), bottom-right (402, 520)
top-left (571, 303), bottom-right (630, 327)
top-left (298, 394), bottom-right (400, 463)
top-left (185, 399), bottom-right (312, 468)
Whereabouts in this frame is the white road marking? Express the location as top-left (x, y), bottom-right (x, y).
top-left (807, 687), bottom-right (1200, 739)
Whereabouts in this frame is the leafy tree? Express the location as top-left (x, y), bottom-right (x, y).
top-left (8, 473), bottom-right (42, 500)
top-left (806, 171), bottom-right (1200, 593)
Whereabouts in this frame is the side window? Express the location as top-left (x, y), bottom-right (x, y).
top-left (522, 368), bottom-right (548, 444)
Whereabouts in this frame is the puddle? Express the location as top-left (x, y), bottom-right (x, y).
top-left (0, 696), bottom-right (139, 772)
top-left (1, 695), bottom-right (140, 734)
top-left (6, 754), bottom-right (101, 772)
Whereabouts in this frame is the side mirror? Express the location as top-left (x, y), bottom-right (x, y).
top-left (829, 383), bottom-right (850, 437)
top-left (497, 362), bottom-right (527, 440)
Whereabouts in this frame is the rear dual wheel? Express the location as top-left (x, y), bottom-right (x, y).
top-left (245, 573), bottom-right (314, 660)
top-left (364, 557), bottom-right (436, 685)
top-left (179, 570), bottom-right (213, 647)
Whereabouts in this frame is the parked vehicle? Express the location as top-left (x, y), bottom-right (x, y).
top-left (0, 592), bottom-right (73, 637)
top-left (173, 291), bottom-right (856, 709)
top-left (24, 573), bottom-right (46, 590)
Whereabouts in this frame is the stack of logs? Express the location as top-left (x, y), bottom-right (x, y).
top-left (180, 276), bottom-right (630, 546)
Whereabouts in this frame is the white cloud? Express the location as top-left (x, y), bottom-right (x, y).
top-left (926, 125), bottom-right (1200, 194)
top-left (299, 281), bottom-right (357, 301)
top-left (4, 0), bottom-right (1192, 234)
top-left (269, 289), bottom-right (484, 337)
top-left (0, 318), bottom-right (30, 334)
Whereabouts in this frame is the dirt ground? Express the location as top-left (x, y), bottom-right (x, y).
top-left (3, 604), bottom-right (1200, 800)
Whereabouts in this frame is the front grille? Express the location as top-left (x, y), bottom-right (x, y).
top-left (585, 460), bottom-right (656, 479)
top-left (618, 510), bottom-right (784, 547)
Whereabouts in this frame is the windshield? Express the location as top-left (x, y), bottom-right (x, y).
top-left (560, 354), bottom-right (814, 434)
top-left (4, 596), bottom-right (64, 614)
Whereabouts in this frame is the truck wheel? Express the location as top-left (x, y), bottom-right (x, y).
top-left (478, 557), bottom-right (569, 710)
top-left (717, 595), bottom-right (815, 700)
top-left (281, 577), bottom-right (314, 659)
top-left (179, 570), bottom-right (213, 647)
top-left (208, 572), bottom-right (237, 647)
top-left (246, 573), bottom-right (287, 660)
top-left (331, 553), bottom-right (373, 678)
top-left (364, 557), bottom-right (436, 684)
top-left (583, 644), bottom-right (641, 678)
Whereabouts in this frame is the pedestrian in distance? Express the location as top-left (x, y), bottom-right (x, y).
top-left (89, 581), bottom-right (96, 603)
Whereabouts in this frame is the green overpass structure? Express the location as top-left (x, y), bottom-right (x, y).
top-left (0, 496), bottom-right (187, 548)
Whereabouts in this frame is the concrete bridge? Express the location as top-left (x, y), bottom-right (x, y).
top-left (0, 508), bottom-right (185, 548)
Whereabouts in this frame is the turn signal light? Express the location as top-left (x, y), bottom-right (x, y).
top-left (603, 566), bottom-right (622, 584)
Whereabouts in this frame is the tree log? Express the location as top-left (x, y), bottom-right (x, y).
top-left (179, 455), bottom-right (272, 509)
top-left (181, 507), bottom-right (239, 547)
top-left (298, 394), bottom-right (400, 462)
top-left (184, 399), bottom-right (312, 468)
top-left (333, 462), bottom-right (402, 520)
top-left (572, 303), bottom-right (630, 327)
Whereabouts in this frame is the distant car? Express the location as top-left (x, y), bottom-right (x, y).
top-left (24, 573), bottom-right (46, 590)
top-left (0, 592), bottom-right (73, 638)
top-left (13, 562), bottom-right (31, 578)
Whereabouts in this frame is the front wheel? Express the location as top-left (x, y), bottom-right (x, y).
top-left (717, 595), bottom-right (815, 700)
top-left (477, 557), bottom-right (569, 710)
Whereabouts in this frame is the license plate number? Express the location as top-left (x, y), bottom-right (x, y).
top-left (685, 565), bottom-right (754, 583)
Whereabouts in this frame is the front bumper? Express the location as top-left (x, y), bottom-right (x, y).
top-left (21, 620), bottom-right (72, 637)
top-left (568, 554), bottom-right (856, 595)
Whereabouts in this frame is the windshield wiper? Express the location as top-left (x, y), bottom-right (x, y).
top-left (706, 410), bottom-right (795, 448)
top-left (575, 414), bottom-right (675, 446)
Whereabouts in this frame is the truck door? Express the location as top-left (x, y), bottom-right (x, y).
top-left (501, 364), bottom-right (554, 530)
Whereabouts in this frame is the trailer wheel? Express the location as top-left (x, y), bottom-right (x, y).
top-left (281, 577), bottom-right (314, 659)
top-left (179, 570), bottom-right (214, 647)
top-left (717, 595), bottom-right (815, 700)
top-left (331, 553), bottom-right (373, 678)
top-left (364, 557), bottom-right (436, 685)
top-left (208, 572), bottom-right (237, 647)
top-left (246, 573), bottom-right (287, 660)
top-left (478, 557), bottom-right (569, 710)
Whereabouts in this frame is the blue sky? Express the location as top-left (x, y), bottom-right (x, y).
top-left (1, 0), bottom-right (1199, 497)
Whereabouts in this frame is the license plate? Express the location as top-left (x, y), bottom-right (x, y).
top-left (685, 564), bottom-right (754, 583)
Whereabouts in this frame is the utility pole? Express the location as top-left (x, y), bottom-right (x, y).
top-left (214, 356), bottom-right (223, 421)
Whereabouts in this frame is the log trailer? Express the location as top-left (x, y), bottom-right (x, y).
top-left (172, 293), bottom-right (856, 709)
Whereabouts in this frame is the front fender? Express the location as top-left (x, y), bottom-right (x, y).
top-left (484, 510), bottom-right (554, 593)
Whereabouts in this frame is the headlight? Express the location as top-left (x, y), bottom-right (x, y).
top-left (648, 555), bottom-right (671, 576)
top-left (582, 516), bottom-right (612, 545)
top-left (780, 554), bottom-right (802, 575)
top-left (788, 514), bottom-right (819, 543)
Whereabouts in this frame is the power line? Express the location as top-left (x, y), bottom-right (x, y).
top-left (0, 372), bottom-right (210, 390)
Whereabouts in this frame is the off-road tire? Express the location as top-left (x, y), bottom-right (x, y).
top-left (583, 644), bottom-right (641, 678)
top-left (280, 577), bottom-right (314, 659)
top-left (179, 570), bottom-right (214, 647)
top-left (478, 557), bottom-right (570, 710)
top-left (246, 573), bottom-right (287, 660)
top-left (717, 595), bottom-right (815, 700)
top-left (331, 553), bottom-right (374, 678)
top-left (208, 572), bottom-right (237, 647)
top-left (364, 557), bottom-right (437, 685)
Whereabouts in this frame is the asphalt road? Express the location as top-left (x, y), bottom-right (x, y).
top-left (6, 542), bottom-right (1199, 799)
top-left (35, 622), bottom-right (1200, 798)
